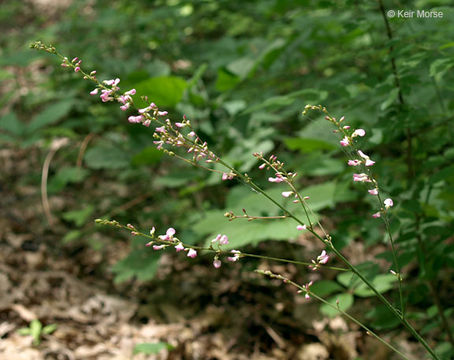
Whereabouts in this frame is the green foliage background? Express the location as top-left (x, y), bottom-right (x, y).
top-left (1, 0), bottom-right (454, 357)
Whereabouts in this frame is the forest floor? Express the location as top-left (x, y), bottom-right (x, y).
top-left (0, 147), bottom-right (423, 360)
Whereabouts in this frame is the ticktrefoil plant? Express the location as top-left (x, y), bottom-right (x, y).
top-left (31, 41), bottom-right (442, 360)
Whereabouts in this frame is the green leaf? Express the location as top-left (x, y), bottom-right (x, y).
top-left (85, 145), bottom-right (130, 170)
top-left (134, 76), bottom-right (187, 107)
top-left (133, 342), bottom-right (174, 355)
top-left (284, 137), bottom-right (336, 153)
top-left (17, 328), bottom-right (31, 335)
top-left (354, 274), bottom-right (397, 297)
top-left (48, 167), bottom-right (89, 192)
top-left (215, 68), bottom-right (241, 92)
top-left (310, 280), bottom-right (344, 297)
top-left (27, 100), bottom-right (74, 133)
top-left (62, 205), bottom-right (95, 227)
top-left (320, 293), bottom-right (354, 318)
top-left (30, 319), bottom-right (42, 344)
top-left (0, 112), bottom-right (25, 136)
top-left (112, 250), bottom-right (160, 283)
top-left (131, 146), bottom-right (163, 166)
top-left (42, 324), bottom-right (57, 334)
top-left (366, 305), bottom-right (400, 330)
top-left (380, 88), bottom-right (399, 111)
top-left (62, 230), bottom-right (82, 244)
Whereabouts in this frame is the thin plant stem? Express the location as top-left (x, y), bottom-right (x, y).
top-left (257, 270), bottom-right (413, 360)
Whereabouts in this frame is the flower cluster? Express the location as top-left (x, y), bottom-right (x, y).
top-left (309, 250), bottom-right (330, 271)
top-left (304, 105), bottom-right (395, 219)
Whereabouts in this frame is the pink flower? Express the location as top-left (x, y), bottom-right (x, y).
top-left (353, 173), bottom-right (371, 182)
top-left (175, 243), bottom-right (185, 252)
top-left (153, 245), bottom-right (165, 250)
top-left (219, 235), bottom-right (229, 245)
top-left (213, 259), bottom-right (222, 268)
top-left (128, 115), bottom-right (143, 123)
top-left (155, 126), bottom-right (166, 133)
top-left (227, 250), bottom-right (241, 262)
top-left (188, 131), bottom-right (196, 137)
top-left (74, 67), bottom-right (80, 72)
top-left (120, 103), bottom-right (130, 111)
top-left (211, 234), bottom-right (222, 243)
top-left (259, 163), bottom-right (266, 169)
top-left (297, 225), bottom-right (307, 231)
top-left (157, 111), bottom-right (168, 116)
top-left (100, 90), bottom-right (113, 102)
top-left (222, 172), bottom-right (229, 181)
top-left (124, 89), bottom-right (136, 96)
top-left (317, 250), bottom-right (329, 264)
top-left (357, 150), bottom-right (375, 166)
top-left (368, 188), bottom-right (378, 195)
top-left (282, 191), bottom-right (293, 198)
top-left (340, 136), bottom-right (350, 147)
top-left (268, 177), bottom-right (284, 183)
top-left (159, 227), bottom-right (176, 241)
top-left (143, 119), bottom-right (151, 127)
top-left (372, 212), bottom-right (381, 218)
top-left (352, 129), bottom-right (366, 137)
top-left (103, 78), bottom-right (120, 86)
top-left (343, 125), bottom-right (350, 129)
top-left (187, 248), bottom-right (197, 258)
top-left (150, 227), bottom-right (156, 235)
top-left (175, 122), bottom-right (185, 128)
top-left (90, 88), bottom-right (99, 95)
top-left (384, 198), bottom-right (393, 209)
top-left (348, 159), bottom-right (361, 166)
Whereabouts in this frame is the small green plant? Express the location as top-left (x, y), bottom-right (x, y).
top-left (18, 319), bottom-right (57, 346)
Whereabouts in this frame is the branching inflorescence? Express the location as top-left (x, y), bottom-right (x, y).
top-left (31, 41), bottom-right (441, 360)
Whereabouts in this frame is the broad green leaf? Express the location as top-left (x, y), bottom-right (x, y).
top-left (0, 112), bottom-right (25, 136)
top-left (131, 146), bottom-right (163, 166)
top-left (320, 293), bottom-right (354, 318)
top-left (284, 137), bottom-right (337, 153)
top-left (84, 145), bottom-right (130, 170)
top-left (215, 68), bottom-right (241, 92)
top-left (134, 76), bottom-right (187, 107)
top-left (112, 250), bottom-right (160, 283)
top-left (310, 280), bottom-right (344, 297)
top-left (27, 100), bottom-right (74, 133)
top-left (48, 167), bottom-right (89, 192)
top-left (62, 205), bottom-right (95, 227)
top-left (30, 320), bottom-right (42, 341)
top-left (133, 342), bottom-right (174, 355)
top-left (353, 274), bottom-right (397, 297)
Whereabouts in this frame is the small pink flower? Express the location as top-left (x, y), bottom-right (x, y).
top-left (155, 126), bottom-right (166, 133)
top-left (159, 227), bottom-right (176, 241)
top-left (353, 173), bottom-right (371, 182)
top-left (128, 115), bottom-right (143, 123)
top-left (222, 173), bottom-right (229, 181)
top-left (188, 131), bottom-right (196, 137)
top-left (317, 250), bottom-right (329, 264)
top-left (343, 125), bottom-right (350, 129)
top-left (372, 212), bottom-right (381, 218)
top-left (120, 103), bottom-right (130, 111)
top-left (213, 259), bottom-right (222, 268)
top-left (296, 225), bottom-right (307, 231)
top-left (150, 227), bottom-right (156, 235)
top-left (74, 67), bottom-right (80, 72)
top-left (124, 89), bottom-right (136, 96)
top-left (348, 159), bottom-right (361, 166)
top-left (175, 122), bottom-right (185, 128)
top-left (90, 88), bottom-right (99, 95)
top-left (268, 177), bottom-right (284, 183)
top-left (211, 234), bottom-right (222, 243)
top-left (340, 136), bottom-right (350, 147)
top-left (100, 90), bottom-right (113, 102)
top-left (368, 188), bottom-right (378, 195)
top-left (352, 129), bottom-right (366, 137)
top-left (187, 248), bottom-right (197, 258)
top-left (104, 78), bottom-right (120, 86)
top-left (259, 163), bottom-right (266, 170)
top-left (227, 250), bottom-right (241, 262)
top-left (219, 235), bottom-right (229, 245)
top-left (153, 245), bottom-right (165, 250)
top-left (157, 111), bottom-right (168, 116)
top-left (71, 57), bottom-right (79, 63)
top-left (175, 243), bottom-right (185, 252)
top-left (282, 191), bottom-right (293, 198)
top-left (384, 198), bottom-right (393, 209)
top-left (143, 119), bottom-right (151, 127)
